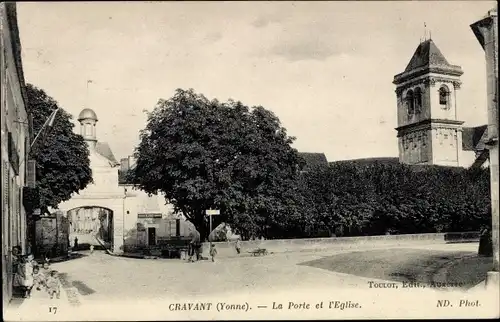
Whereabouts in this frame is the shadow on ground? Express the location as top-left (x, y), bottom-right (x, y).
top-left (299, 248), bottom-right (492, 290)
top-left (58, 272), bottom-right (96, 296)
top-left (73, 243), bottom-right (106, 251)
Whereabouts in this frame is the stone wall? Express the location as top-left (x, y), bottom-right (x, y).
top-left (201, 232), bottom-right (480, 258)
top-left (34, 214), bottom-right (70, 258)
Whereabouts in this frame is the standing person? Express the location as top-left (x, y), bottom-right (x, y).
top-left (187, 232), bottom-right (195, 262)
top-left (188, 230), bottom-right (201, 262)
top-left (90, 244), bottom-right (94, 254)
top-left (41, 262), bottom-right (51, 290)
top-left (235, 238), bottom-right (241, 255)
top-left (46, 270), bottom-right (60, 299)
top-left (209, 243), bottom-right (217, 262)
top-left (74, 237), bottom-right (79, 250)
top-left (13, 255), bottom-right (34, 298)
top-left (194, 231), bottom-right (202, 261)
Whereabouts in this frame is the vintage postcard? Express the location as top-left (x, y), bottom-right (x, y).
top-left (2, 1), bottom-right (499, 321)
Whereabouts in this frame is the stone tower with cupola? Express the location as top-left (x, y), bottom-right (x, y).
top-left (393, 39), bottom-right (464, 166)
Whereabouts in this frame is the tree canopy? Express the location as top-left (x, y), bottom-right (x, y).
top-left (130, 88), bottom-right (304, 240)
top-left (128, 88), bottom-right (490, 241)
top-left (26, 84), bottom-right (92, 211)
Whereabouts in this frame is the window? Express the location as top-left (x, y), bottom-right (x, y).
top-left (85, 124), bottom-right (92, 136)
top-left (7, 132), bottom-right (19, 175)
top-left (439, 85), bottom-right (450, 108)
top-left (406, 90), bottom-right (414, 116)
top-left (414, 87), bottom-right (422, 113)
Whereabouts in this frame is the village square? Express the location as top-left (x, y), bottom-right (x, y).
top-left (1, 1), bottom-right (498, 320)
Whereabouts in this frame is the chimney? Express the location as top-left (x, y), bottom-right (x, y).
top-left (128, 155), bottom-right (137, 168)
top-left (120, 158), bottom-right (130, 172)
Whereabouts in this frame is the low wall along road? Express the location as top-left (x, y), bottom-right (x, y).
top-left (201, 232), bottom-right (480, 259)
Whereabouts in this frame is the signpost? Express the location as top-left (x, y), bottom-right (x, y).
top-left (205, 209), bottom-right (220, 242)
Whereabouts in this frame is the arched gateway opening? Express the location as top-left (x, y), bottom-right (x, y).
top-left (67, 206), bottom-right (113, 250)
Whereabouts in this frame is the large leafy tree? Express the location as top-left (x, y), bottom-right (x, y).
top-left (130, 88), bottom-right (303, 240)
top-left (26, 84), bottom-right (92, 211)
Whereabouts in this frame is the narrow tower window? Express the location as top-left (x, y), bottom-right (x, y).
top-left (414, 87), bottom-right (422, 113)
top-left (406, 90), bottom-right (415, 116)
top-left (439, 85), bottom-right (450, 109)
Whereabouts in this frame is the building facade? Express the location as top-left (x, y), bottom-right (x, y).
top-left (394, 39), bottom-right (489, 168)
top-left (119, 157), bottom-right (196, 252)
top-left (1, 2), bottom-right (32, 306)
top-left (471, 6), bottom-right (499, 283)
top-left (56, 108), bottom-right (195, 254)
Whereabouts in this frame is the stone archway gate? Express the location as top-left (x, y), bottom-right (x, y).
top-left (57, 195), bottom-right (125, 254)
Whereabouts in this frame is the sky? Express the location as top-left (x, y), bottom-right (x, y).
top-left (16, 1), bottom-right (495, 162)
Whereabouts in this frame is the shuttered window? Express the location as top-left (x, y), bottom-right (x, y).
top-left (2, 161), bottom-right (8, 209)
top-left (7, 132), bottom-right (19, 175)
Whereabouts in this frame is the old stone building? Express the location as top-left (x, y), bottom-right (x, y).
top-left (1, 2), bottom-right (32, 305)
top-left (55, 108), bottom-right (195, 254)
top-left (394, 39), bottom-right (489, 168)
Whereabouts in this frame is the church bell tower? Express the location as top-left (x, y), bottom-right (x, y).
top-left (393, 39), bottom-right (464, 166)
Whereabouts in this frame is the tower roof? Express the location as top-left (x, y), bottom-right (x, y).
top-left (78, 108), bottom-right (98, 122)
top-left (404, 39), bottom-right (452, 72)
top-left (394, 39), bottom-right (463, 84)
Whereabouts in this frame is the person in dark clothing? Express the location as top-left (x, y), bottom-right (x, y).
top-left (74, 237), bottom-right (79, 250)
top-left (188, 230), bottom-right (201, 262)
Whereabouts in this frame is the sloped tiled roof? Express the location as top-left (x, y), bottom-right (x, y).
top-left (404, 39), bottom-right (453, 72)
top-left (298, 152), bottom-right (328, 170)
top-left (4, 3), bottom-right (29, 133)
top-left (394, 39), bottom-right (463, 85)
top-left (95, 142), bottom-right (119, 166)
top-left (462, 125), bottom-right (488, 151)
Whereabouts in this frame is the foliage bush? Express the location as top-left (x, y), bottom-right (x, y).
top-left (300, 162), bottom-right (491, 237)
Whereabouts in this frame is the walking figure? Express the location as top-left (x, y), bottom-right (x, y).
top-left (209, 243), bottom-right (217, 262)
top-left (90, 244), bottom-right (94, 254)
top-left (74, 237), bottom-right (79, 250)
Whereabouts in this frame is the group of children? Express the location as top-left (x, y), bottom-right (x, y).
top-left (13, 253), bottom-right (61, 299)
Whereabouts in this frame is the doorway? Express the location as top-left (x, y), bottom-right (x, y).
top-left (148, 227), bottom-right (156, 246)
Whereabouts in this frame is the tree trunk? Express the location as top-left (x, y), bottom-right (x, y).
top-left (193, 210), bottom-right (208, 242)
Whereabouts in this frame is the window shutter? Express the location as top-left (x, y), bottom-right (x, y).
top-left (16, 186), bottom-right (20, 218)
top-left (7, 132), bottom-right (19, 175)
top-left (3, 161), bottom-right (9, 208)
top-left (26, 160), bottom-right (36, 188)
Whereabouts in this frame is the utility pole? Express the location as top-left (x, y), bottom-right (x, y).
top-left (471, 7), bottom-right (499, 290)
